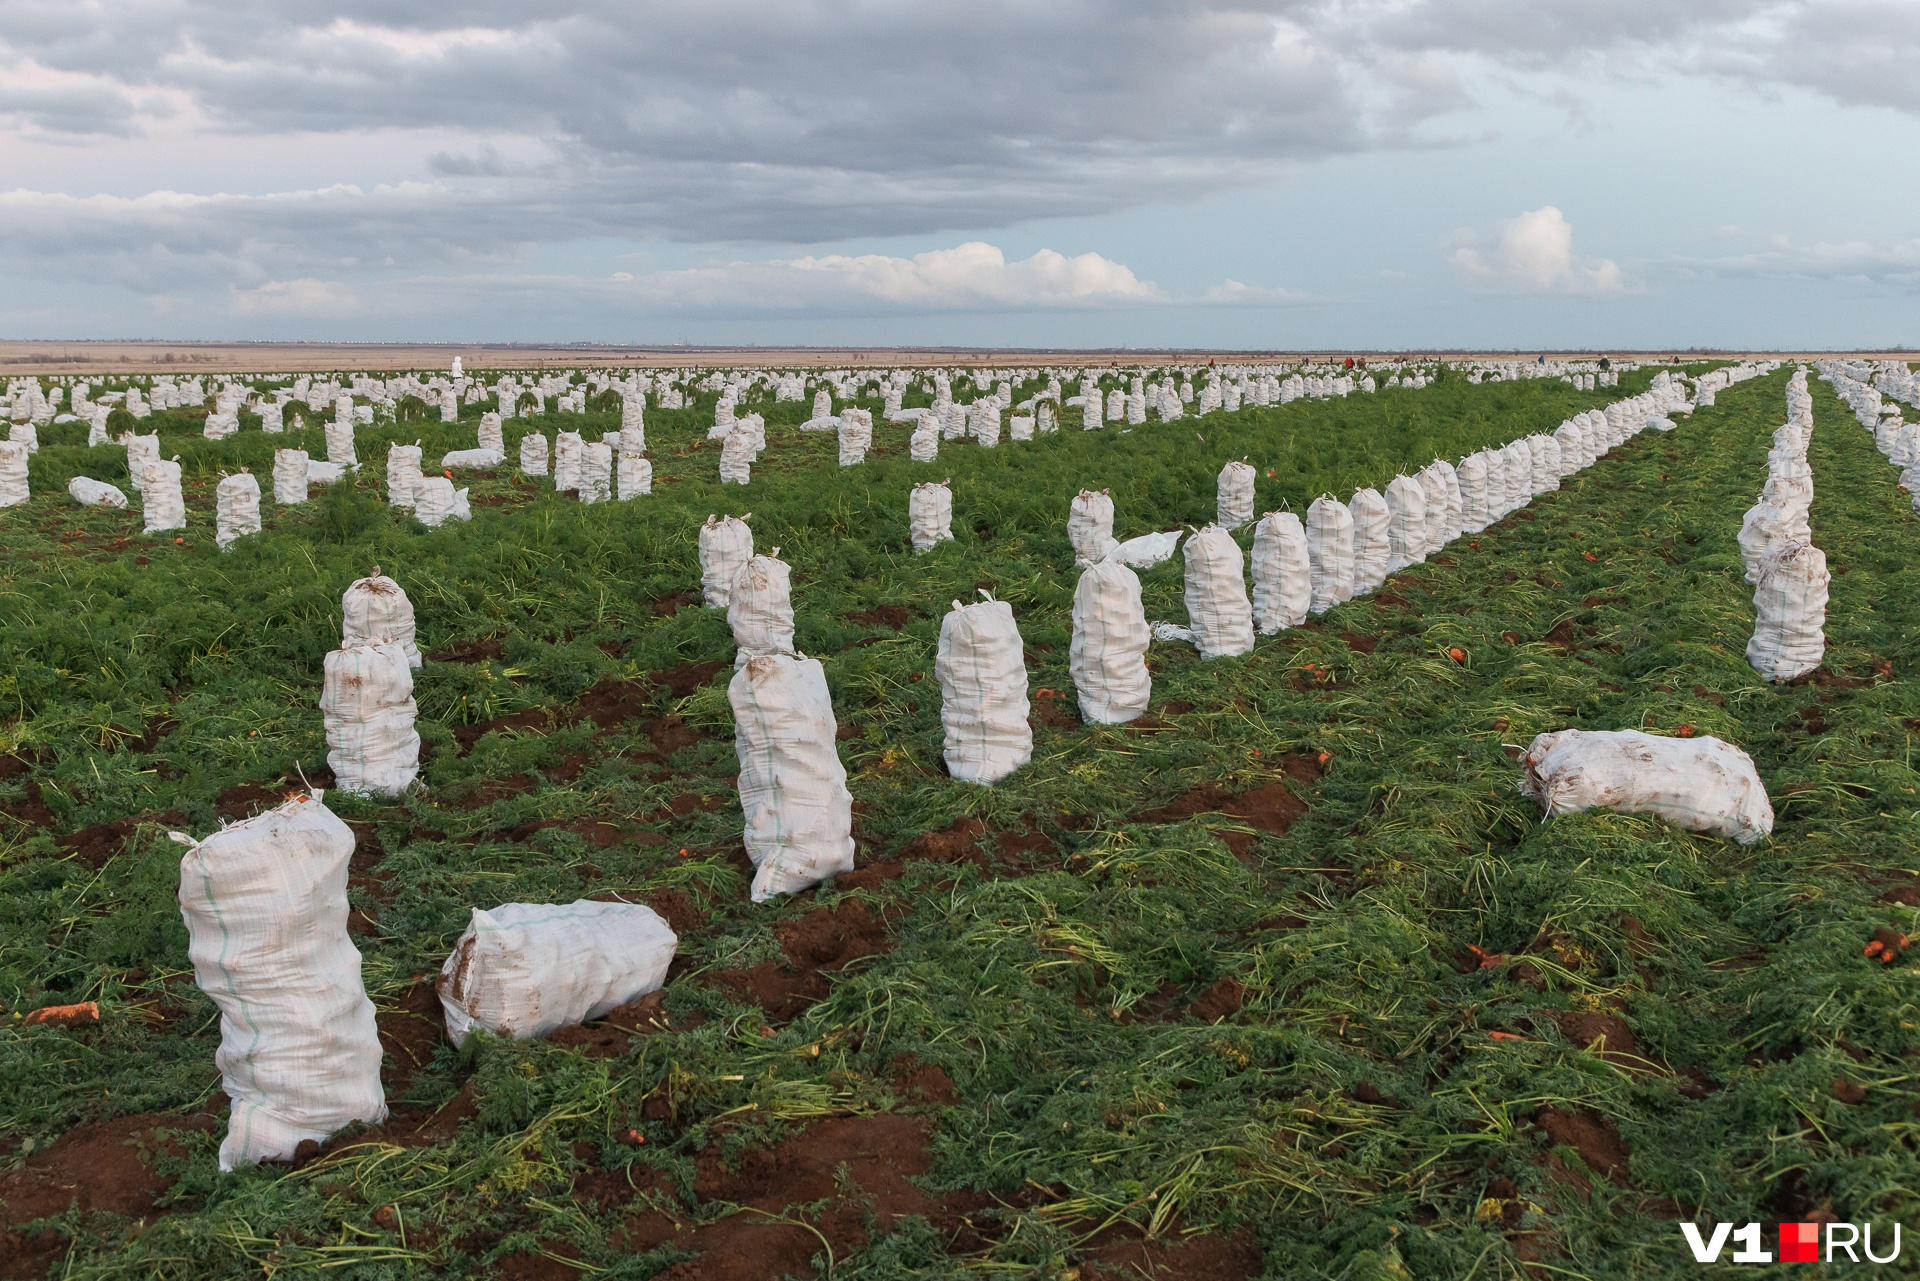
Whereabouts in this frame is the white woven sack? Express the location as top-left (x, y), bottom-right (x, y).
top-left (1068, 489), bottom-right (1120, 565)
top-left (1038, 401), bottom-right (1057, 434)
top-left (910, 481), bottom-right (954, 552)
top-left (1531, 436), bottom-right (1562, 492)
top-left (443, 448), bottom-right (506, 470)
top-left (1069, 558), bottom-right (1151, 724)
top-left (718, 425), bottom-right (753, 484)
top-left (1411, 466), bottom-right (1445, 554)
top-left (910, 419), bottom-right (939, 462)
top-left (126, 434), bottom-right (160, 495)
top-left (477, 412), bottom-right (505, 455)
top-left (1383, 476), bottom-right (1427, 574)
top-left (1306, 495), bottom-right (1355, 614)
top-left (943, 402), bottom-right (967, 440)
top-left (1347, 488), bottom-right (1389, 594)
top-left (728, 554), bottom-right (795, 667)
top-left (273, 449), bottom-right (309, 505)
top-left (142, 458), bottom-right (186, 532)
top-left (1518, 728), bottom-right (1773, 845)
top-left (68, 476), bottom-right (127, 508)
top-left (1456, 453), bottom-right (1490, 533)
top-left (436, 901), bottom-right (677, 1048)
top-left (936, 596), bottom-right (1032, 785)
top-left (1216, 460), bottom-right (1256, 528)
top-left (616, 454), bottom-right (652, 500)
top-left (699, 514), bottom-right (754, 608)
top-left (971, 401), bottom-right (1001, 448)
top-left (324, 419), bottom-right (357, 470)
top-left (0, 439), bottom-right (29, 508)
top-left (1183, 525), bottom-right (1255, 659)
top-left (838, 409), bottom-right (872, 465)
top-left (1010, 415), bottom-right (1034, 441)
top-left (413, 477), bottom-right (456, 527)
top-left (386, 444), bottom-right (422, 508)
top-left (1505, 442), bottom-right (1535, 515)
top-left (1748, 540), bottom-right (1828, 683)
top-left (173, 793), bottom-right (385, 1170)
top-left (1553, 423), bottom-right (1584, 477)
top-left (731, 653), bottom-right (856, 901)
top-left (342, 574), bottom-right (422, 668)
top-left (1250, 512), bottom-right (1311, 633)
top-left (1112, 529), bottom-right (1182, 568)
top-left (578, 441), bottom-right (612, 503)
top-left (1737, 499), bottom-right (1809, 585)
top-left (520, 432), bottom-right (550, 477)
top-left (554, 431), bottom-right (585, 492)
top-left (215, 473), bottom-right (261, 550)
top-left (11, 423), bottom-right (39, 452)
top-left (321, 642), bottom-right (420, 796)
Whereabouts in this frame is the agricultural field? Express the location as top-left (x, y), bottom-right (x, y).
top-left (3, 362), bottom-right (1918, 1281)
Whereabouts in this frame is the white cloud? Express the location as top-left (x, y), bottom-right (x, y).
top-left (1666, 237), bottom-right (1920, 286)
top-left (229, 277), bottom-right (359, 315)
top-left (1449, 205), bottom-right (1625, 295)
top-left (1200, 279), bottom-right (1319, 306)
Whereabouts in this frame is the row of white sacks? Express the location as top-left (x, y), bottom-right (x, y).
top-left (1822, 360), bottom-right (1920, 511)
top-left (1741, 369), bottom-right (1827, 683)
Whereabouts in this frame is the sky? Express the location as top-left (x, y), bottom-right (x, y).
top-left (1, 1), bottom-right (1917, 350)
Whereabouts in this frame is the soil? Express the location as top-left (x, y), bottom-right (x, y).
top-left (1534, 1106), bottom-right (1630, 1179)
top-left (458, 772), bottom-right (536, 809)
top-left (1187, 975), bottom-right (1245, 1022)
top-left (1541, 620), bottom-right (1584, 653)
top-left (1079, 1227), bottom-right (1262, 1280)
top-left (650, 591), bottom-right (694, 617)
top-left (1134, 765), bottom-right (1316, 855)
top-left (0, 1112), bottom-right (214, 1242)
top-left (712, 899), bottom-right (892, 1022)
top-left (1787, 667), bottom-right (1874, 690)
top-left (546, 991), bottom-right (688, 1059)
top-left (453, 707), bottom-right (552, 753)
top-left (0, 782), bottom-right (56, 829)
top-left (836, 816), bottom-right (991, 892)
top-left (490, 1244), bottom-right (584, 1280)
top-left (504, 816), bottom-right (650, 850)
top-left (1340, 632), bottom-right (1378, 654)
top-left (430, 638), bottom-right (505, 663)
top-left (378, 982), bottom-right (449, 1097)
top-left (889, 1054), bottom-right (959, 1105)
top-left (618, 1113), bottom-right (988, 1280)
top-left (212, 780), bottom-right (282, 821)
top-left (652, 659), bottom-right (728, 700)
top-left (847, 604), bottom-right (915, 630)
top-left (569, 679), bottom-right (654, 732)
top-left (1549, 1011), bottom-right (1649, 1070)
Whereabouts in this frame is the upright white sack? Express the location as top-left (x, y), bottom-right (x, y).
top-left (728, 553), bottom-right (795, 666)
top-left (838, 408), bottom-right (872, 465)
top-left (718, 425), bottom-right (754, 484)
top-left (1069, 558), bottom-right (1151, 724)
top-left (142, 458), bottom-right (186, 533)
top-left (436, 901), bottom-right (677, 1048)
top-left (1347, 488), bottom-right (1389, 595)
top-left (413, 477), bottom-right (457, 527)
top-left (1518, 728), bottom-right (1773, 845)
top-left (1456, 453), bottom-right (1491, 533)
top-left (1183, 525), bottom-right (1255, 659)
top-left (125, 434), bottom-right (160, 496)
top-left (1383, 475), bottom-right (1427, 574)
top-left (910, 418), bottom-right (939, 462)
top-left (577, 441), bottom-right (612, 503)
top-left (731, 654), bottom-right (856, 901)
top-left (1305, 495), bottom-right (1355, 614)
top-left (320, 642), bottom-right (420, 796)
top-left (324, 419), bottom-right (357, 471)
top-left (477, 412), bottom-right (505, 455)
top-left (273, 448), bottom-right (309, 505)
top-left (616, 453), bottom-right (652, 500)
top-left (68, 476), bottom-right (128, 508)
top-left (1068, 488), bottom-right (1120, 565)
top-left (0, 439), bottom-right (29, 508)
top-left (1738, 499), bottom-right (1809, 585)
top-left (1418, 465), bottom-right (1451, 552)
top-left (341, 573), bottom-right (422, 668)
top-left (910, 480), bottom-right (954, 551)
top-left (553, 430), bottom-right (584, 492)
top-left (1250, 511), bottom-right (1311, 633)
top-left (699, 514), bottom-right (754, 608)
top-left (936, 596), bottom-right (1032, 785)
top-left (174, 793), bottom-right (385, 1171)
top-left (520, 432), bottom-right (550, 477)
top-left (386, 444), bottom-right (422, 509)
top-left (1216, 460), bottom-right (1256, 528)
top-left (1748, 540), bottom-right (1828, 683)
top-left (215, 473), bottom-right (261, 550)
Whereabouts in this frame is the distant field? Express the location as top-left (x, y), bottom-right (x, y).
top-left (3, 366), bottom-right (1917, 1279)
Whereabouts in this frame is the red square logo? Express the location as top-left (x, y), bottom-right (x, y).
top-left (1779, 1222), bottom-right (1820, 1263)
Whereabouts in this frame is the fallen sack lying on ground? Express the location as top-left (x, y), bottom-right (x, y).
top-left (436, 900), bottom-right (677, 1048)
top-left (173, 792), bottom-right (386, 1170)
top-left (68, 476), bottom-right (127, 508)
top-left (1111, 528), bottom-right (1181, 568)
top-left (1516, 728), bottom-right (1773, 845)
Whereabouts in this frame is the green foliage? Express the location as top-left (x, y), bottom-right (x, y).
top-left (4, 366), bottom-right (1917, 1278)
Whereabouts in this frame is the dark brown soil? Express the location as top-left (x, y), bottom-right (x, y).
top-left (712, 899), bottom-right (892, 1022)
top-left (1134, 769), bottom-right (1314, 855)
top-left (650, 591), bottom-right (694, 617)
top-left (1187, 975), bottom-right (1245, 1022)
top-left (1339, 632), bottom-right (1378, 654)
top-left (55, 810), bottom-right (187, 870)
top-left (490, 1244), bottom-right (585, 1280)
top-left (213, 780), bottom-right (282, 821)
top-left (546, 991), bottom-right (688, 1058)
top-left (618, 1113), bottom-right (979, 1280)
top-left (458, 773), bottom-right (536, 809)
top-left (0, 1112), bottom-right (214, 1233)
top-left (1549, 1011), bottom-right (1649, 1070)
top-left (1080, 1225), bottom-right (1262, 1280)
top-left (452, 707), bottom-right (552, 753)
top-left (504, 816), bottom-right (649, 849)
top-left (0, 782), bottom-right (56, 829)
top-left (569, 679), bottom-right (654, 731)
top-left (1788, 667), bottom-right (1874, 690)
top-left (848, 604), bottom-right (915, 630)
top-left (652, 659), bottom-right (728, 700)
top-left (837, 817), bottom-right (990, 891)
top-left (1534, 1106), bottom-right (1630, 1179)
top-left (1541, 620), bottom-right (1584, 653)
top-left (378, 983), bottom-right (449, 1097)
top-left (430, 638), bottom-right (505, 663)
